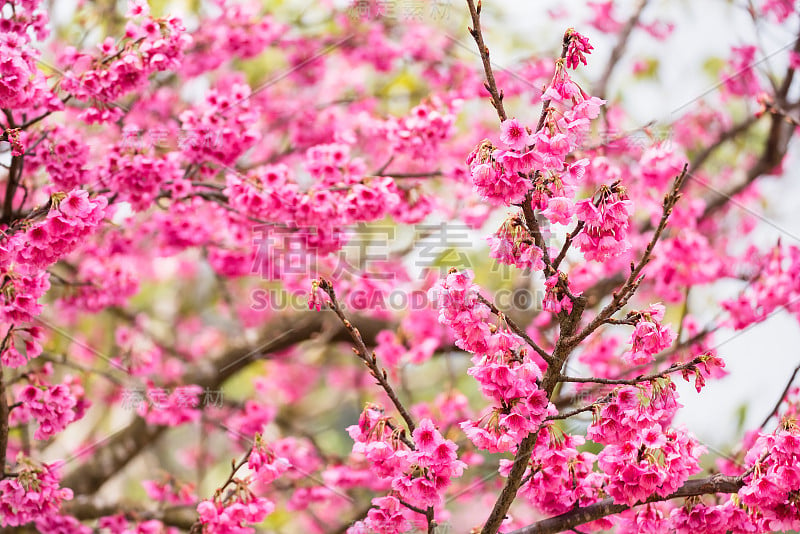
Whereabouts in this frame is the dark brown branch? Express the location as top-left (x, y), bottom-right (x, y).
top-left (0, 363), bottom-right (8, 479)
top-left (760, 361), bottom-right (800, 428)
top-left (477, 294), bottom-right (554, 364)
top-left (701, 25), bottom-right (800, 219)
top-left (318, 278), bottom-right (417, 436)
top-left (546, 395), bottom-right (611, 421)
top-left (465, 0), bottom-right (507, 121)
top-left (508, 473), bottom-right (744, 534)
top-left (560, 354), bottom-right (708, 386)
top-left (62, 311), bottom-right (393, 495)
top-left (569, 166), bottom-right (688, 348)
top-left (552, 221), bottom-right (585, 271)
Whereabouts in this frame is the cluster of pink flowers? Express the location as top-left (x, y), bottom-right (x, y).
top-left (179, 81), bottom-right (260, 166)
top-left (760, 0), bottom-right (796, 22)
top-left (467, 138), bottom-right (532, 205)
top-left (181, 0), bottom-right (285, 75)
top-left (97, 514), bottom-right (176, 534)
top-left (34, 514), bottom-right (93, 534)
top-left (515, 427), bottom-right (605, 516)
top-left (196, 496), bottom-right (275, 534)
top-left (12, 381), bottom-right (80, 440)
top-left (142, 478), bottom-right (196, 506)
top-left (598, 425), bottom-right (702, 506)
top-left (624, 303), bottom-right (676, 365)
top-left (225, 157), bottom-right (401, 247)
top-left (564, 28), bottom-right (594, 69)
top-left (27, 126), bottom-right (94, 191)
top-left (739, 427), bottom-right (800, 530)
top-left (680, 353), bottom-right (726, 393)
top-left (304, 143), bottom-right (367, 186)
top-left (487, 214), bottom-right (545, 271)
top-left (0, 325), bottom-right (44, 368)
top-left (588, 382), bottom-right (703, 506)
top-left (543, 271), bottom-right (578, 315)
top-left (346, 407), bottom-right (465, 514)
top-left (723, 244), bottom-right (800, 329)
top-left (374, 308), bottom-right (443, 371)
top-left (0, 459), bottom-right (74, 527)
top-left (468, 30), bottom-right (602, 226)
top-left (350, 495), bottom-right (409, 534)
top-left (430, 270), bottom-right (554, 452)
top-left (392, 419), bottom-right (466, 507)
top-left (0, 0), bottom-right (60, 113)
top-left (13, 190), bottom-right (108, 270)
top-left (136, 384), bottom-right (202, 426)
top-left (59, 11), bottom-right (190, 115)
top-left (639, 144), bottom-right (687, 191)
top-left (428, 269), bottom-right (491, 354)
top-left (0, 269), bottom-right (50, 324)
top-left (248, 435), bottom-right (291, 485)
top-left (387, 102), bottom-right (456, 161)
top-left (722, 45), bottom-right (762, 98)
top-left (101, 145), bottom-right (182, 210)
top-left (60, 252), bottom-right (140, 312)
top-left (573, 182), bottom-right (633, 261)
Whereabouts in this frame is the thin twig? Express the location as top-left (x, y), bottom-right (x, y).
top-left (318, 278), bottom-right (417, 436)
top-left (477, 294), bottom-right (554, 364)
top-left (552, 221), bottom-right (585, 271)
top-left (465, 0), bottom-right (507, 121)
top-left (760, 362), bottom-right (800, 428)
top-left (560, 354), bottom-right (708, 386)
top-left (569, 165), bottom-right (688, 347)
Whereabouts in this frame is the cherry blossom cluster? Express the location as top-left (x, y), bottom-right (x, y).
top-left (178, 82), bottom-right (260, 167)
top-left (573, 181), bottom-right (633, 261)
top-left (11, 381), bottom-right (80, 440)
top-left (346, 406), bottom-right (465, 518)
top-left (100, 145), bottom-right (182, 211)
top-left (196, 495), bottom-right (275, 534)
top-left (739, 426), bottom-right (800, 530)
top-left (588, 381), bottom-right (703, 506)
top-left (0, 0), bottom-right (60, 114)
top-left (11, 189), bottom-right (108, 271)
top-left (430, 270), bottom-right (554, 452)
top-left (543, 271), bottom-right (579, 315)
top-left (624, 303), bottom-right (676, 365)
top-left (181, 0), bottom-right (286, 76)
top-left (26, 126), bottom-right (95, 191)
top-left (487, 214), bottom-right (546, 271)
top-left (386, 101), bottom-right (457, 161)
top-left (0, 458), bottom-right (73, 527)
top-left (136, 384), bottom-right (202, 426)
top-left (58, 8), bottom-right (191, 120)
top-left (723, 243), bottom-right (800, 330)
top-left (514, 427), bottom-right (606, 516)
top-left (0, 325), bottom-right (44, 368)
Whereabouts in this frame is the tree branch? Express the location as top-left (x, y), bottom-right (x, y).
top-left (507, 473), bottom-right (744, 534)
top-left (760, 361), bottom-right (800, 428)
top-left (477, 294), bottom-right (555, 364)
top-left (569, 166), bottom-right (688, 348)
top-left (318, 278), bottom-right (417, 437)
top-left (62, 311), bottom-right (393, 495)
top-left (465, 0), bottom-right (507, 121)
